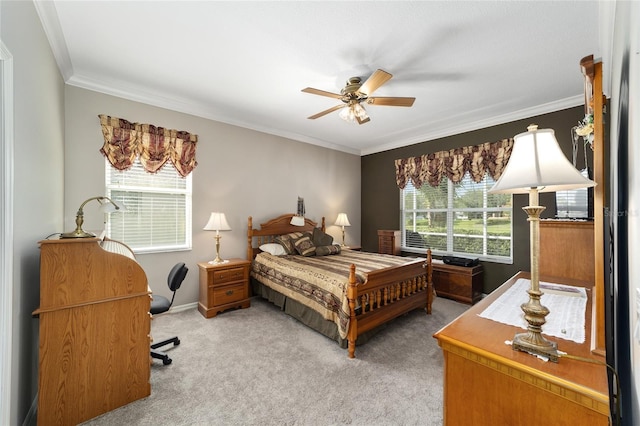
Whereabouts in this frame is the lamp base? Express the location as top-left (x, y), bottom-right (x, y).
top-left (60, 229), bottom-right (96, 239)
top-left (208, 258), bottom-right (229, 265)
top-left (512, 331), bottom-right (559, 362)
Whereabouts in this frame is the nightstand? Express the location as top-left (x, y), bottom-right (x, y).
top-left (198, 259), bottom-right (251, 318)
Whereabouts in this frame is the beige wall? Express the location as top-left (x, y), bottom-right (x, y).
top-left (64, 86), bottom-right (361, 307)
top-left (1, 1), bottom-right (66, 424)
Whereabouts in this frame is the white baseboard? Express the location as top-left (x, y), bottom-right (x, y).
top-left (169, 302), bottom-right (198, 313)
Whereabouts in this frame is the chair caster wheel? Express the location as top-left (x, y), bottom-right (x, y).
top-left (163, 357), bottom-right (172, 365)
top-left (174, 338), bottom-right (180, 346)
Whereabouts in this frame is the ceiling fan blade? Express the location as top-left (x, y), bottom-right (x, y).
top-left (307, 104), bottom-right (346, 120)
top-left (367, 97), bottom-right (416, 107)
top-left (359, 69), bottom-right (392, 96)
top-left (301, 87), bottom-right (343, 99)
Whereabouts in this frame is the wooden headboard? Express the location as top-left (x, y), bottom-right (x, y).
top-left (247, 213), bottom-right (326, 260)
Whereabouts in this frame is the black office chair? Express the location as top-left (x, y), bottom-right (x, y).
top-left (150, 262), bottom-right (188, 365)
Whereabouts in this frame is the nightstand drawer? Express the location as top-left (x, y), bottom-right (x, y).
top-left (212, 267), bottom-right (246, 285)
top-left (212, 283), bottom-right (247, 306)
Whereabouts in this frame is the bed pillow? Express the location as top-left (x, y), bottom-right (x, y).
top-left (312, 227), bottom-right (334, 246)
top-left (274, 232), bottom-right (305, 255)
top-left (259, 243), bottom-right (287, 256)
top-left (293, 236), bottom-right (316, 257)
top-left (315, 244), bottom-right (341, 256)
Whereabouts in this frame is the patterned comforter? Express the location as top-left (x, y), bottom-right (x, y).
top-left (251, 249), bottom-right (421, 339)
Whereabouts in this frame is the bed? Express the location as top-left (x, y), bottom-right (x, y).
top-left (247, 213), bottom-right (434, 358)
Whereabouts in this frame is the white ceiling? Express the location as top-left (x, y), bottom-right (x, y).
top-left (35, 1), bottom-right (602, 156)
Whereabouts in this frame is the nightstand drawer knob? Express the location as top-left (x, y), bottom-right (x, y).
top-left (226, 290), bottom-right (234, 296)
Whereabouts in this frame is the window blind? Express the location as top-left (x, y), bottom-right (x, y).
top-left (401, 174), bottom-right (512, 262)
top-left (105, 159), bottom-right (192, 253)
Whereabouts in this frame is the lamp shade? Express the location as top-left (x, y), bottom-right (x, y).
top-left (290, 215), bottom-right (305, 226)
top-left (489, 125), bottom-right (596, 194)
top-left (99, 198), bottom-right (124, 213)
top-left (203, 212), bottom-right (231, 231)
top-left (335, 213), bottom-right (351, 227)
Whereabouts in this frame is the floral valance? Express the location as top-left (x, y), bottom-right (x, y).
top-left (99, 114), bottom-right (198, 177)
top-left (395, 138), bottom-right (514, 189)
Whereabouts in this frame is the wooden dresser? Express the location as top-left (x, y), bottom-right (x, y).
top-left (433, 272), bottom-right (609, 425)
top-left (198, 259), bottom-right (251, 318)
top-left (33, 236), bottom-right (151, 425)
top-left (377, 230), bottom-right (401, 255)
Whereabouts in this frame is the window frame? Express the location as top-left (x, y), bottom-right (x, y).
top-left (400, 176), bottom-right (513, 264)
top-left (105, 158), bottom-right (193, 254)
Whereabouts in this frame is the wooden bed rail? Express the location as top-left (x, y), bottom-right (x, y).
top-left (346, 249), bottom-right (433, 358)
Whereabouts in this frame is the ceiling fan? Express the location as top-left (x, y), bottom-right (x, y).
top-left (302, 69), bottom-right (415, 125)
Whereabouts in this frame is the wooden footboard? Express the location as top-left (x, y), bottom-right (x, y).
top-left (346, 249), bottom-right (433, 358)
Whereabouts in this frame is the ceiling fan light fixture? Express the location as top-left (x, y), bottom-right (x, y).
top-left (339, 105), bottom-right (355, 122)
top-left (339, 103), bottom-right (369, 124)
top-left (354, 103), bottom-right (368, 120)
top-left (303, 69), bottom-right (412, 124)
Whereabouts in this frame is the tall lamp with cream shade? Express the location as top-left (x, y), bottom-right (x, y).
top-left (489, 124), bottom-right (595, 362)
top-left (203, 212), bottom-right (231, 264)
top-left (334, 213), bottom-right (351, 246)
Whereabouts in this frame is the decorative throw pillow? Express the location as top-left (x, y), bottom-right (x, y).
top-left (293, 236), bottom-right (316, 257)
top-left (274, 232), bottom-right (304, 255)
top-left (312, 227), bottom-right (334, 247)
top-left (259, 243), bottom-right (287, 256)
top-left (315, 244), bottom-right (341, 256)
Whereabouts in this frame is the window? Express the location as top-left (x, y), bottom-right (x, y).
top-left (105, 159), bottom-right (192, 253)
top-left (400, 174), bottom-right (512, 262)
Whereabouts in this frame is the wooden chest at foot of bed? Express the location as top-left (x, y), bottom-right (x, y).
top-left (198, 259), bottom-right (251, 318)
top-left (432, 262), bottom-right (483, 305)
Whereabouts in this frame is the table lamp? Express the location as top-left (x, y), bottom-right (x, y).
top-left (489, 124), bottom-right (595, 362)
top-left (334, 213), bottom-right (351, 246)
top-left (203, 212), bottom-right (231, 264)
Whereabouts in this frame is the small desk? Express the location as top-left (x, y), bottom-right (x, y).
top-left (433, 272), bottom-right (609, 425)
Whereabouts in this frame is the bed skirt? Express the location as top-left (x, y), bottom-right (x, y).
top-left (251, 278), bottom-right (385, 349)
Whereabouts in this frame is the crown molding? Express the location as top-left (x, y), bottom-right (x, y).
top-left (360, 95), bottom-right (585, 156)
top-left (33, 1), bottom-right (73, 82)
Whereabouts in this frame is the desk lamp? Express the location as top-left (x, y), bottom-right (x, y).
top-left (61, 196), bottom-right (122, 238)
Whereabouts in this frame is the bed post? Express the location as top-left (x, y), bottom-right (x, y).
top-left (247, 216), bottom-right (253, 260)
top-left (347, 263), bottom-right (357, 359)
top-left (426, 248), bottom-right (434, 314)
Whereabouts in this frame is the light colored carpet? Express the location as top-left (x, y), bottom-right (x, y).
top-left (82, 295), bottom-right (468, 426)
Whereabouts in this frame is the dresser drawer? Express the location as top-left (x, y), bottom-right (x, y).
top-left (212, 266), bottom-right (246, 285)
top-left (212, 283), bottom-right (247, 306)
